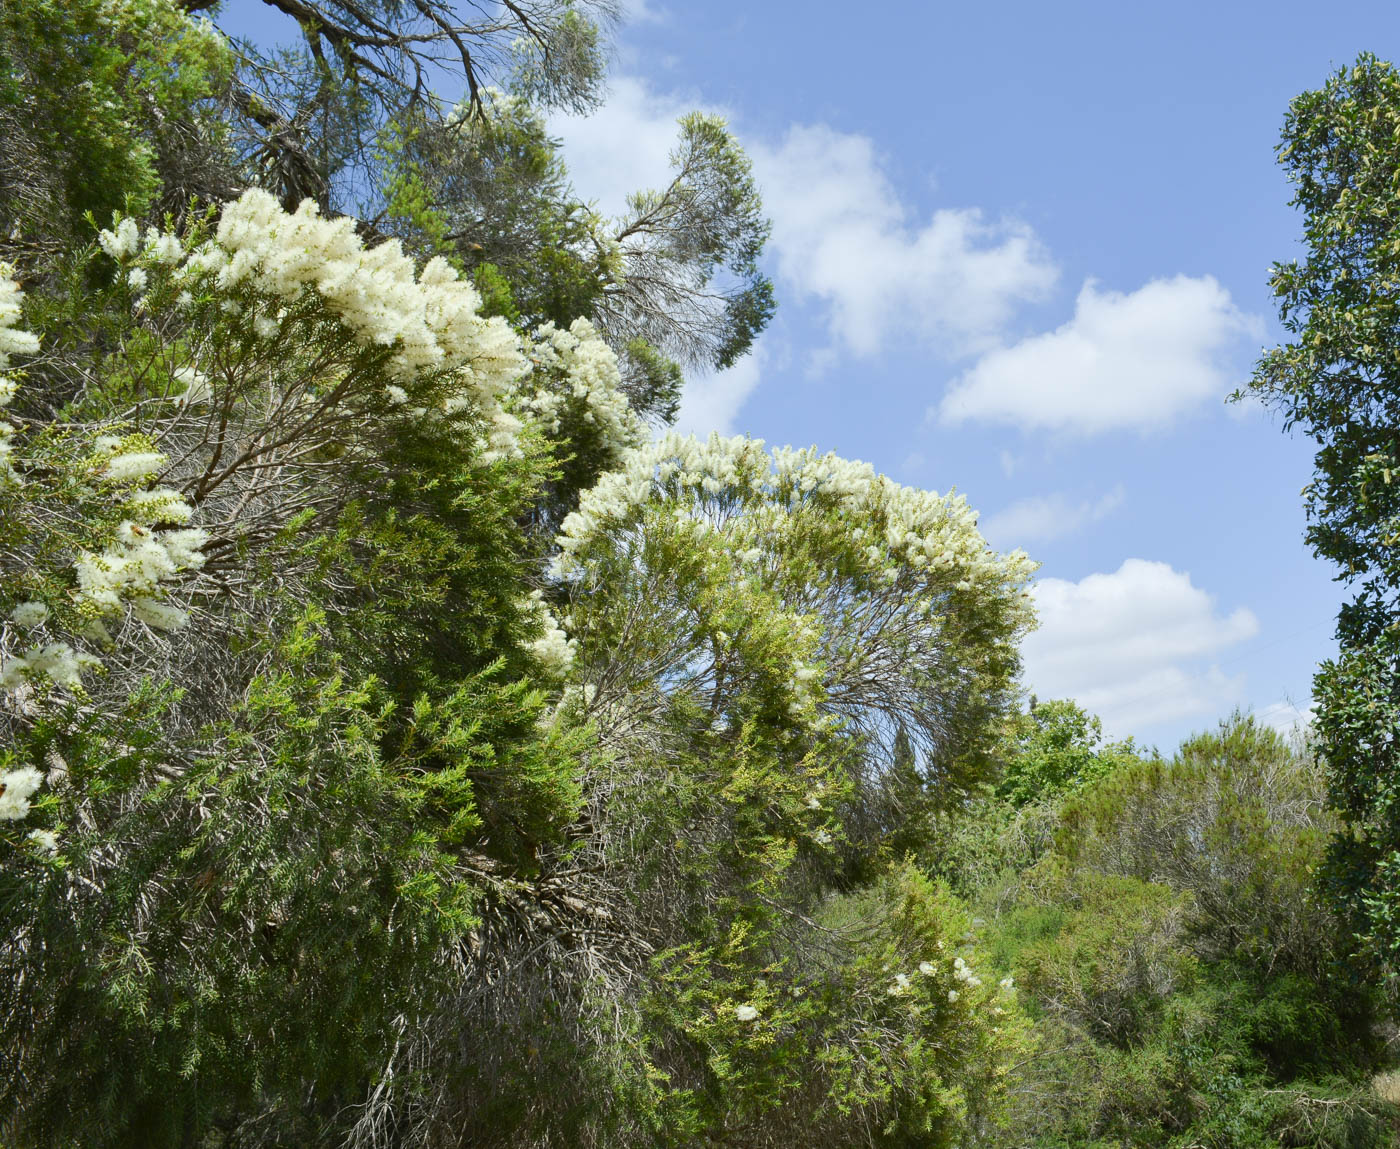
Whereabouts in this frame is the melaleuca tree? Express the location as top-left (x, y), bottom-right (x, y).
top-left (219, 0), bottom-right (618, 210)
top-left (381, 92), bottom-right (773, 430)
top-left (1243, 54), bottom-right (1400, 983)
top-left (0, 2), bottom-right (1029, 1144)
top-left (0, 189), bottom-right (633, 1142)
top-left (348, 434), bottom-right (1038, 1146)
top-left (0, 0), bottom-right (234, 274)
top-left (598, 112), bottom-right (775, 375)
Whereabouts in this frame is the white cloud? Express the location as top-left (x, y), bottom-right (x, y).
top-left (553, 81), bottom-right (1058, 367)
top-left (673, 341), bottom-right (766, 436)
top-left (550, 76), bottom-right (699, 220)
top-left (1255, 697), bottom-right (1315, 736)
top-left (1022, 559), bottom-right (1259, 737)
top-left (981, 485), bottom-right (1125, 549)
top-left (750, 124), bottom-right (1057, 358)
top-left (618, 0), bottom-right (665, 24)
top-left (939, 276), bottom-right (1260, 434)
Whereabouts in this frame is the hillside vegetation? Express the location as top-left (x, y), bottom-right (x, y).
top-left (0, 4), bottom-right (1397, 1146)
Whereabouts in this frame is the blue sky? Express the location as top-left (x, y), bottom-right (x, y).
top-left (546, 0), bottom-right (1400, 751)
top-left (223, 0), bottom-right (1400, 751)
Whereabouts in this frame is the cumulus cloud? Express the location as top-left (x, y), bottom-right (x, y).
top-left (981, 485), bottom-right (1125, 549)
top-left (750, 125), bottom-right (1057, 357)
top-left (673, 341), bottom-right (766, 436)
top-left (553, 81), bottom-right (1058, 365)
top-left (550, 76), bottom-right (698, 220)
top-left (1022, 559), bottom-right (1259, 736)
top-left (939, 276), bottom-right (1260, 434)
top-left (1255, 697), bottom-right (1315, 736)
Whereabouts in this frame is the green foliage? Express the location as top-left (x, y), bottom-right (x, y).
top-left (995, 698), bottom-right (1143, 807)
top-left (1, 624), bottom-right (481, 1143)
top-left (1243, 52), bottom-right (1400, 984)
top-left (1056, 714), bottom-right (1339, 976)
top-left (972, 713), bottom-right (1393, 1147)
top-left (1015, 866), bottom-right (1196, 1048)
top-left (644, 862), bottom-right (1030, 1148)
top-left (8, 5), bottom-right (1395, 1148)
top-left (0, 0), bottom-right (231, 268)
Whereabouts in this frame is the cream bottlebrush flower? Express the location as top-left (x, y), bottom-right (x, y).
top-left (0, 766), bottom-right (43, 820)
top-left (160, 528), bottom-right (209, 570)
top-left (947, 990), bottom-right (960, 1003)
top-left (1, 643), bottom-right (91, 689)
top-left (522, 593), bottom-right (576, 674)
top-left (27, 828), bottom-right (58, 855)
top-left (10, 601), bottom-right (49, 627)
top-left (98, 217), bottom-right (141, 261)
top-left (812, 827), bottom-right (832, 846)
top-left (734, 1004), bottom-right (759, 1023)
top-left (27, 642), bottom-right (99, 689)
top-left (126, 488), bottom-right (194, 524)
top-left (0, 266), bottom-right (39, 365)
top-left (0, 654), bottom-right (29, 689)
top-left (144, 228), bottom-right (183, 264)
top-left (173, 366), bottom-right (210, 405)
top-left (530, 625), bottom-right (576, 675)
top-left (104, 452), bottom-right (166, 482)
top-left (889, 973), bottom-right (911, 995)
top-left (126, 267), bottom-right (148, 291)
top-left (130, 596), bottom-right (188, 631)
top-left (919, 961), bottom-right (936, 976)
top-left (74, 521), bottom-right (205, 614)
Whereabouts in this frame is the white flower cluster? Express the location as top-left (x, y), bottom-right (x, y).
top-left (104, 452), bottom-right (166, 483)
top-left (28, 827), bottom-right (58, 854)
top-left (889, 958), bottom-right (948, 997)
top-left (551, 433), bottom-right (1034, 619)
top-left (522, 319), bottom-right (644, 465)
top-left (99, 218), bottom-right (187, 268)
top-left (0, 271), bottom-right (210, 696)
top-left (522, 592), bottom-right (576, 676)
top-left (10, 601), bottom-right (48, 627)
top-left (183, 190), bottom-right (525, 447)
top-left (0, 265), bottom-right (39, 487)
top-left (0, 766), bottom-right (43, 821)
top-left (0, 642), bottom-right (99, 691)
top-left (75, 519), bottom-right (208, 632)
top-left (885, 954), bottom-right (997, 1006)
top-left (734, 1003), bottom-right (759, 1023)
top-left (952, 956), bottom-right (981, 989)
top-left (99, 218), bottom-right (141, 262)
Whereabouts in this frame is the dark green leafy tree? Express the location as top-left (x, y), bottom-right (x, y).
top-left (0, 0), bottom-right (234, 272)
top-left (1243, 53), bottom-right (1400, 981)
top-left (995, 697), bottom-right (1140, 808)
